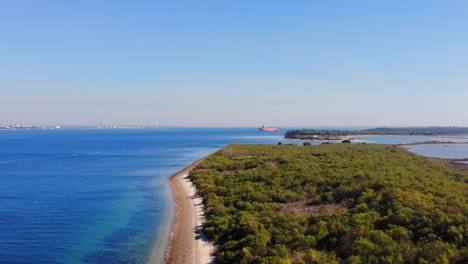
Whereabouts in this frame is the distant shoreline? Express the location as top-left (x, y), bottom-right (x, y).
top-left (396, 141), bottom-right (468, 146)
top-left (284, 127), bottom-right (468, 141)
top-left (0, 125), bottom-right (160, 130)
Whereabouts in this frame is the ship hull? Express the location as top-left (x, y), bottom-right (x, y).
top-left (259, 127), bottom-right (280, 131)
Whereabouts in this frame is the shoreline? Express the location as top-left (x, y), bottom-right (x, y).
top-left (397, 141), bottom-right (468, 146)
top-left (426, 157), bottom-right (468, 172)
top-left (162, 158), bottom-right (215, 264)
top-left (148, 182), bottom-right (174, 264)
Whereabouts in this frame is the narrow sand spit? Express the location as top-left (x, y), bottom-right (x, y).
top-left (165, 159), bottom-right (215, 264)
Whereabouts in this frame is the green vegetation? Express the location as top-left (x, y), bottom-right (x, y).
top-left (189, 144), bottom-right (468, 263)
top-left (285, 127), bottom-right (468, 140)
top-left (285, 129), bottom-right (352, 140)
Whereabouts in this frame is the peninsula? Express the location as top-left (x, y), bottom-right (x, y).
top-left (187, 144), bottom-right (468, 263)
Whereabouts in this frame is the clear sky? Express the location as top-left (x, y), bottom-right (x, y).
top-left (1, 1), bottom-right (468, 127)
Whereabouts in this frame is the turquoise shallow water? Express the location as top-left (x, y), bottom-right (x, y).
top-left (0, 128), bottom-right (466, 263)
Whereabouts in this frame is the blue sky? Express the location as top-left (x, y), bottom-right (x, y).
top-left (1, 1), bottom-right (467, 126)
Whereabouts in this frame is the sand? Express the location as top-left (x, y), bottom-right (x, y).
top-left (164, 159), bottom-right (215, 264)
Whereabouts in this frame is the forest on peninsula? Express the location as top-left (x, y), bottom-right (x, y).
top-left (189, 144), bottom-right (468, 264)
top-left (285, 127), bottom-right (468, 140)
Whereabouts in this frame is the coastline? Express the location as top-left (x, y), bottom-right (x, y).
top-left (161, 158), bottom-right (215, 264)
top-left (148, 183), bottom-right (174, 264)
top-left (427, 157), bottom-right (468, 172)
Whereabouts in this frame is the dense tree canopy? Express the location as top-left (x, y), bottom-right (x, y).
top-left (189, 144), bottom-right (468, 263)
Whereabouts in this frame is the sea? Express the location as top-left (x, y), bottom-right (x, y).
top-left (1, 128), bottom-right (468, 264)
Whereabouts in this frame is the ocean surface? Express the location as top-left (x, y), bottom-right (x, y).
top-left (1, 128), bottom-right (467, 264)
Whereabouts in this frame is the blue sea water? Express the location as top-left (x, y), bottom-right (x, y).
top-left (1, 128), bottom-right (467, 264)
top-left (0, 128), bottom-right (288, 264)
top-left (404, 143), bottom-right (468, 159)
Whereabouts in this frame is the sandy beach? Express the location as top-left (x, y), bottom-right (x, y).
top-left (164, 159), bottom-right (215, 264)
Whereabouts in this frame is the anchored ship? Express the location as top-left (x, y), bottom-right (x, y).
top-left (259, 125), bottom-right (280, 132)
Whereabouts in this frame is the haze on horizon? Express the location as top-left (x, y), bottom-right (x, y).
top-left (1, 1), bottom-right (467, 127)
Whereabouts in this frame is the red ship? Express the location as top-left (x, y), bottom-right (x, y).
top-left (259, 125), bottom-right (280, 131)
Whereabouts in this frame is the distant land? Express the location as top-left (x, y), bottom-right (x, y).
top-left (0, 124), bottom-right (61, 130)
top-left (0, 124), bottom-right (160, 130)
top-left (285, 127), bottom-right (468, 140)
top-left (95, 124), bottom-right (160, 129)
